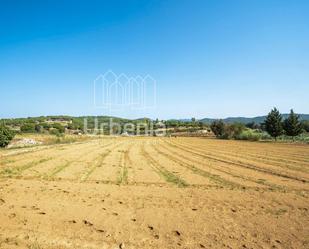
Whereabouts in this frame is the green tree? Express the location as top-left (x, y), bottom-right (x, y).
top-left (51, 123), bottom-right (65, 133)
top-left (41, 122), bottom-right (51, 129)
top-left (210, 120), bottom-right (225, 137)
top-left (301, 120), bottom-right (309, 132)
top-left (264, 107), bottom-right (283, 140)
top-left (283, 109), bottom-right (302, 139)
top-left (49, 128), bottom-right (64, 137)
top-left (35, 124), bottom-right (42, 133)
top-left (0, 124), bottom-right (15, 147)
top-left (20, 123), bottom-right (36, 133)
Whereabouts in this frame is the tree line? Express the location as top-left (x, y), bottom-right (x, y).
top-left (0, 109), bottom-right (308, 147)
top-left (210, 108), bottom-right (306, 140)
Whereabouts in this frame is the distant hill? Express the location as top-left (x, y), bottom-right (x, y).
top-left (199, 114), bottom-right (309, 124)
top-left (2, 114), bottom-right (309, 126)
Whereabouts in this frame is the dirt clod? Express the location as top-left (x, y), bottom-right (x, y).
top-left (83, 220), bottom-right (93, 226)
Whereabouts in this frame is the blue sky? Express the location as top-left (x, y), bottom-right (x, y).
top-left (1, 0), bottom-right (308, 119)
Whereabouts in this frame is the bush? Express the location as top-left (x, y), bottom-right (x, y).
top-left (210, 120), bottom-right (225, 137)
top-left (276, 133), bottom-right (309, 143)
top-left (35, 124), bottom-right (43, 133)
top-left (211, 121), bottom-right (245, 139)
top-left (49, 128), bottom-right (63, 137)
top-left (225, 123), bottom-right (245, 139)
top-left (296, 133), bottom-right (309, 143)
top-left (20, 123), bottom-right (36, 133)
top-left (51, 123), bottom-right (65, 133)
top-left (41, 122), bottom-right (51, 129)
top-left (260, 131), bottom-right (272, 140)
top-left (0, 125), bottom-right (15, 147)
top-left (235, 129), bottom-right (261, 141)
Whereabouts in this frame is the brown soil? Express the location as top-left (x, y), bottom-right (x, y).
top-left (0, 137), bottom-right (308, 249)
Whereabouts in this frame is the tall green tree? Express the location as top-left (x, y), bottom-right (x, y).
top-left (0, 124), bottom-right (15, 147)
top-left (283, 109), bottom-right (302, 139)
top-left (264, 107), bottom-right (283, 140)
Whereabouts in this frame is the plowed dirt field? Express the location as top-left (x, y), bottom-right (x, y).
top-left (0, 137), bottom-right (308, 248)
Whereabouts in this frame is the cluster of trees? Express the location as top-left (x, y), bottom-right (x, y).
top-left (2, 115), bottom-right (209, 135)
top-left (2, 116), bottom-right (85, 135)
top-left (264, 108), bottom-right (303, 140)
top-left (210, 121), bottom-right (246, 139)
top-left (164, 118), bottom-right (205, 129)
top-left (210, 108), bottom-right (306, 140)
top-left (20, 122), bottom-right (66, 135)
